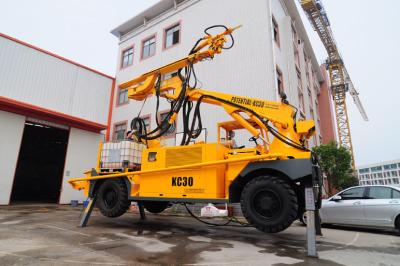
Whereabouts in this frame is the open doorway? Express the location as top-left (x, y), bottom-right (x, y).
top-left (11, 121), bottom-right (69, 203)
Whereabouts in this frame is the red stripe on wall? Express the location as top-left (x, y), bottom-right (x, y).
top-left (0, 96), bottom-right (107, 133)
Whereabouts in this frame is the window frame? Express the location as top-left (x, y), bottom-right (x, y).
top-left (296, 67), bottom-right (305, 113)
top-left (276, 66), bottom-right (284, 96)
top-left (157, 110), bottom-right (177, 139)
top-left (120, 45), bottom-right (134, 69)
top-left (116, 87), bottom-right (129, 107)
top-left (272, 15), bottom-right (280, 47)
top-left (141, 33), bottom-right (157, 60)
top-left (139, 114), bottom-right (151, 133)
top-left (163, 21), bottom-right (181, 50)
top-left (366, 186), bottom-right (394, 200)
top-left (393, 189), bottom-right (400, 199)
top-left (338, 187), bottom-right (366, 200)
top-left (113, 120), bottom-right (128, 141)
top-left (291, 22), bottom-right (298, 48)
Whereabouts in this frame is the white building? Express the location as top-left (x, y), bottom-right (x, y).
top-left (357, 160), bottom-right (400, 186)
top-left (110, 0), bottom-right (325, 147)
top-left (0, 33), bottom-right (115, 205)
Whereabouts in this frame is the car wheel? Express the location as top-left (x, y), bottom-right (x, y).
top-left (396, 215), bottom-right (400, 232)
top-left (97, 179), bottom-right (130, 218)
top-left (241, 175), bottom-right (298, 233)
top-left (143, 201), bottom-right (170, 214)
top-left (300, 211), bottom-right (307, 226)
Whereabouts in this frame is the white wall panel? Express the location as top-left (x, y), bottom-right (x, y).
top-left (0, 111), bottom-right (25, 205)
top-left (59, 128), bottom-right (102, 204)
top-left (0, 37), bottom-right (113, 125)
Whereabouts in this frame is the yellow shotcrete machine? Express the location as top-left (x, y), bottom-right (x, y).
top-left (69, 25), bottom-right (322, 233)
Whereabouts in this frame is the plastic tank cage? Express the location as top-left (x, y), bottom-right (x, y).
top-left (100, 141), bottom-right (146, 169)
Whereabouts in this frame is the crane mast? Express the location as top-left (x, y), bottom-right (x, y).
top-left (300, 0), bottom-right (368, 168)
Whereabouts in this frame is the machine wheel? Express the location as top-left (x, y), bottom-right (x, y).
top-left (241, 175), bottom-right (298, 233)
top-left (143, 201), bottom-right (170, 214)
top-left (97, 179), bottom-right (130, 218)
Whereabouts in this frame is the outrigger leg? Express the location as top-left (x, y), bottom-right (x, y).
top-left (79, 169), bottom-right (99, 227)
top-left (80, 194), bottom-right (97, 227)
top-left (137, 201), bottom-right (146, 220)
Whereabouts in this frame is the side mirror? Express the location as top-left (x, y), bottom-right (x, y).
top-left (331, 195), bottom-right (342, 201)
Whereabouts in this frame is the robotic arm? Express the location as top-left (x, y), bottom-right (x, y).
top-left (119, 25), bottom-right (315, 157)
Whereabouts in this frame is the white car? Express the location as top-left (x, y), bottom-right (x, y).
top-left (301, 185), bottom-right (400, 231)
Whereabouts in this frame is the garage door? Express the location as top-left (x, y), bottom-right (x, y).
top-left (59, 128), bottom-right (102, 204)
top-left (0, 111), bottom-right (25, 205)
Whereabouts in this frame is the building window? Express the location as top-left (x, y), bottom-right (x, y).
top-left (315, 99), bottom-right (320, 115)
top-left (158, 111), bottom-right (177, 138)
top-left (294, 50), bottom-right (300, 68)
top-left (164, 23), bottom-right (180, 49)
top-left (141, 115), bottom-right (151, 132)
top-left (371, 166), bottom-right (383, 172)
top-left (141, 35), bottom-right (156, 59)
top-left (272, 16), bottom-right (280, 46)
top-left (114, 122), bottom-right (127, 141)
top-left (121, 47), bottom-right (134, 68)
top-left (298, 88), bottom-right (305, 114)
top-left (307, 71), bottom-right (312, 84)
top-left (296, 69), bottom-right (305, 113)
top-left (117, 88), bottom-right (129, 106)
top-left (359, 168), bottom-right (370, 174)
top-left (310, 108), bottom-right (315, 121)
top-left (276, 67), bottom-right (284, 95)
top-left (291, 23), bottom-right (298, 46)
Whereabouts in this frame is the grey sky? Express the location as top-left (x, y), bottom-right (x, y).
top-left (1, 0), bottom-right (398, 166)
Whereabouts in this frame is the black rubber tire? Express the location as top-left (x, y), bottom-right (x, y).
top-left (395, 215), bottom-right (400, 232)
top-left (97, 179), bottom-right (130, 218)
top-left (240, 175), bottom-right (298, 233)
top-left (300, 211), bottom-right (307, 226)
top-left (143, 201), bottom-right (170, 214)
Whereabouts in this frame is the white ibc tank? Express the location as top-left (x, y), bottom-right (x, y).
top-left (100, 141), bottom-right (146, 169)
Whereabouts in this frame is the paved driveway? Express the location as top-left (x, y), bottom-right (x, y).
top-left (0, 205), bottom-right (399, 265)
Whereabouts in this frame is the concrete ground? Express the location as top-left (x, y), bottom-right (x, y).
top-left (0, 205), bottom-right (399, 266)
